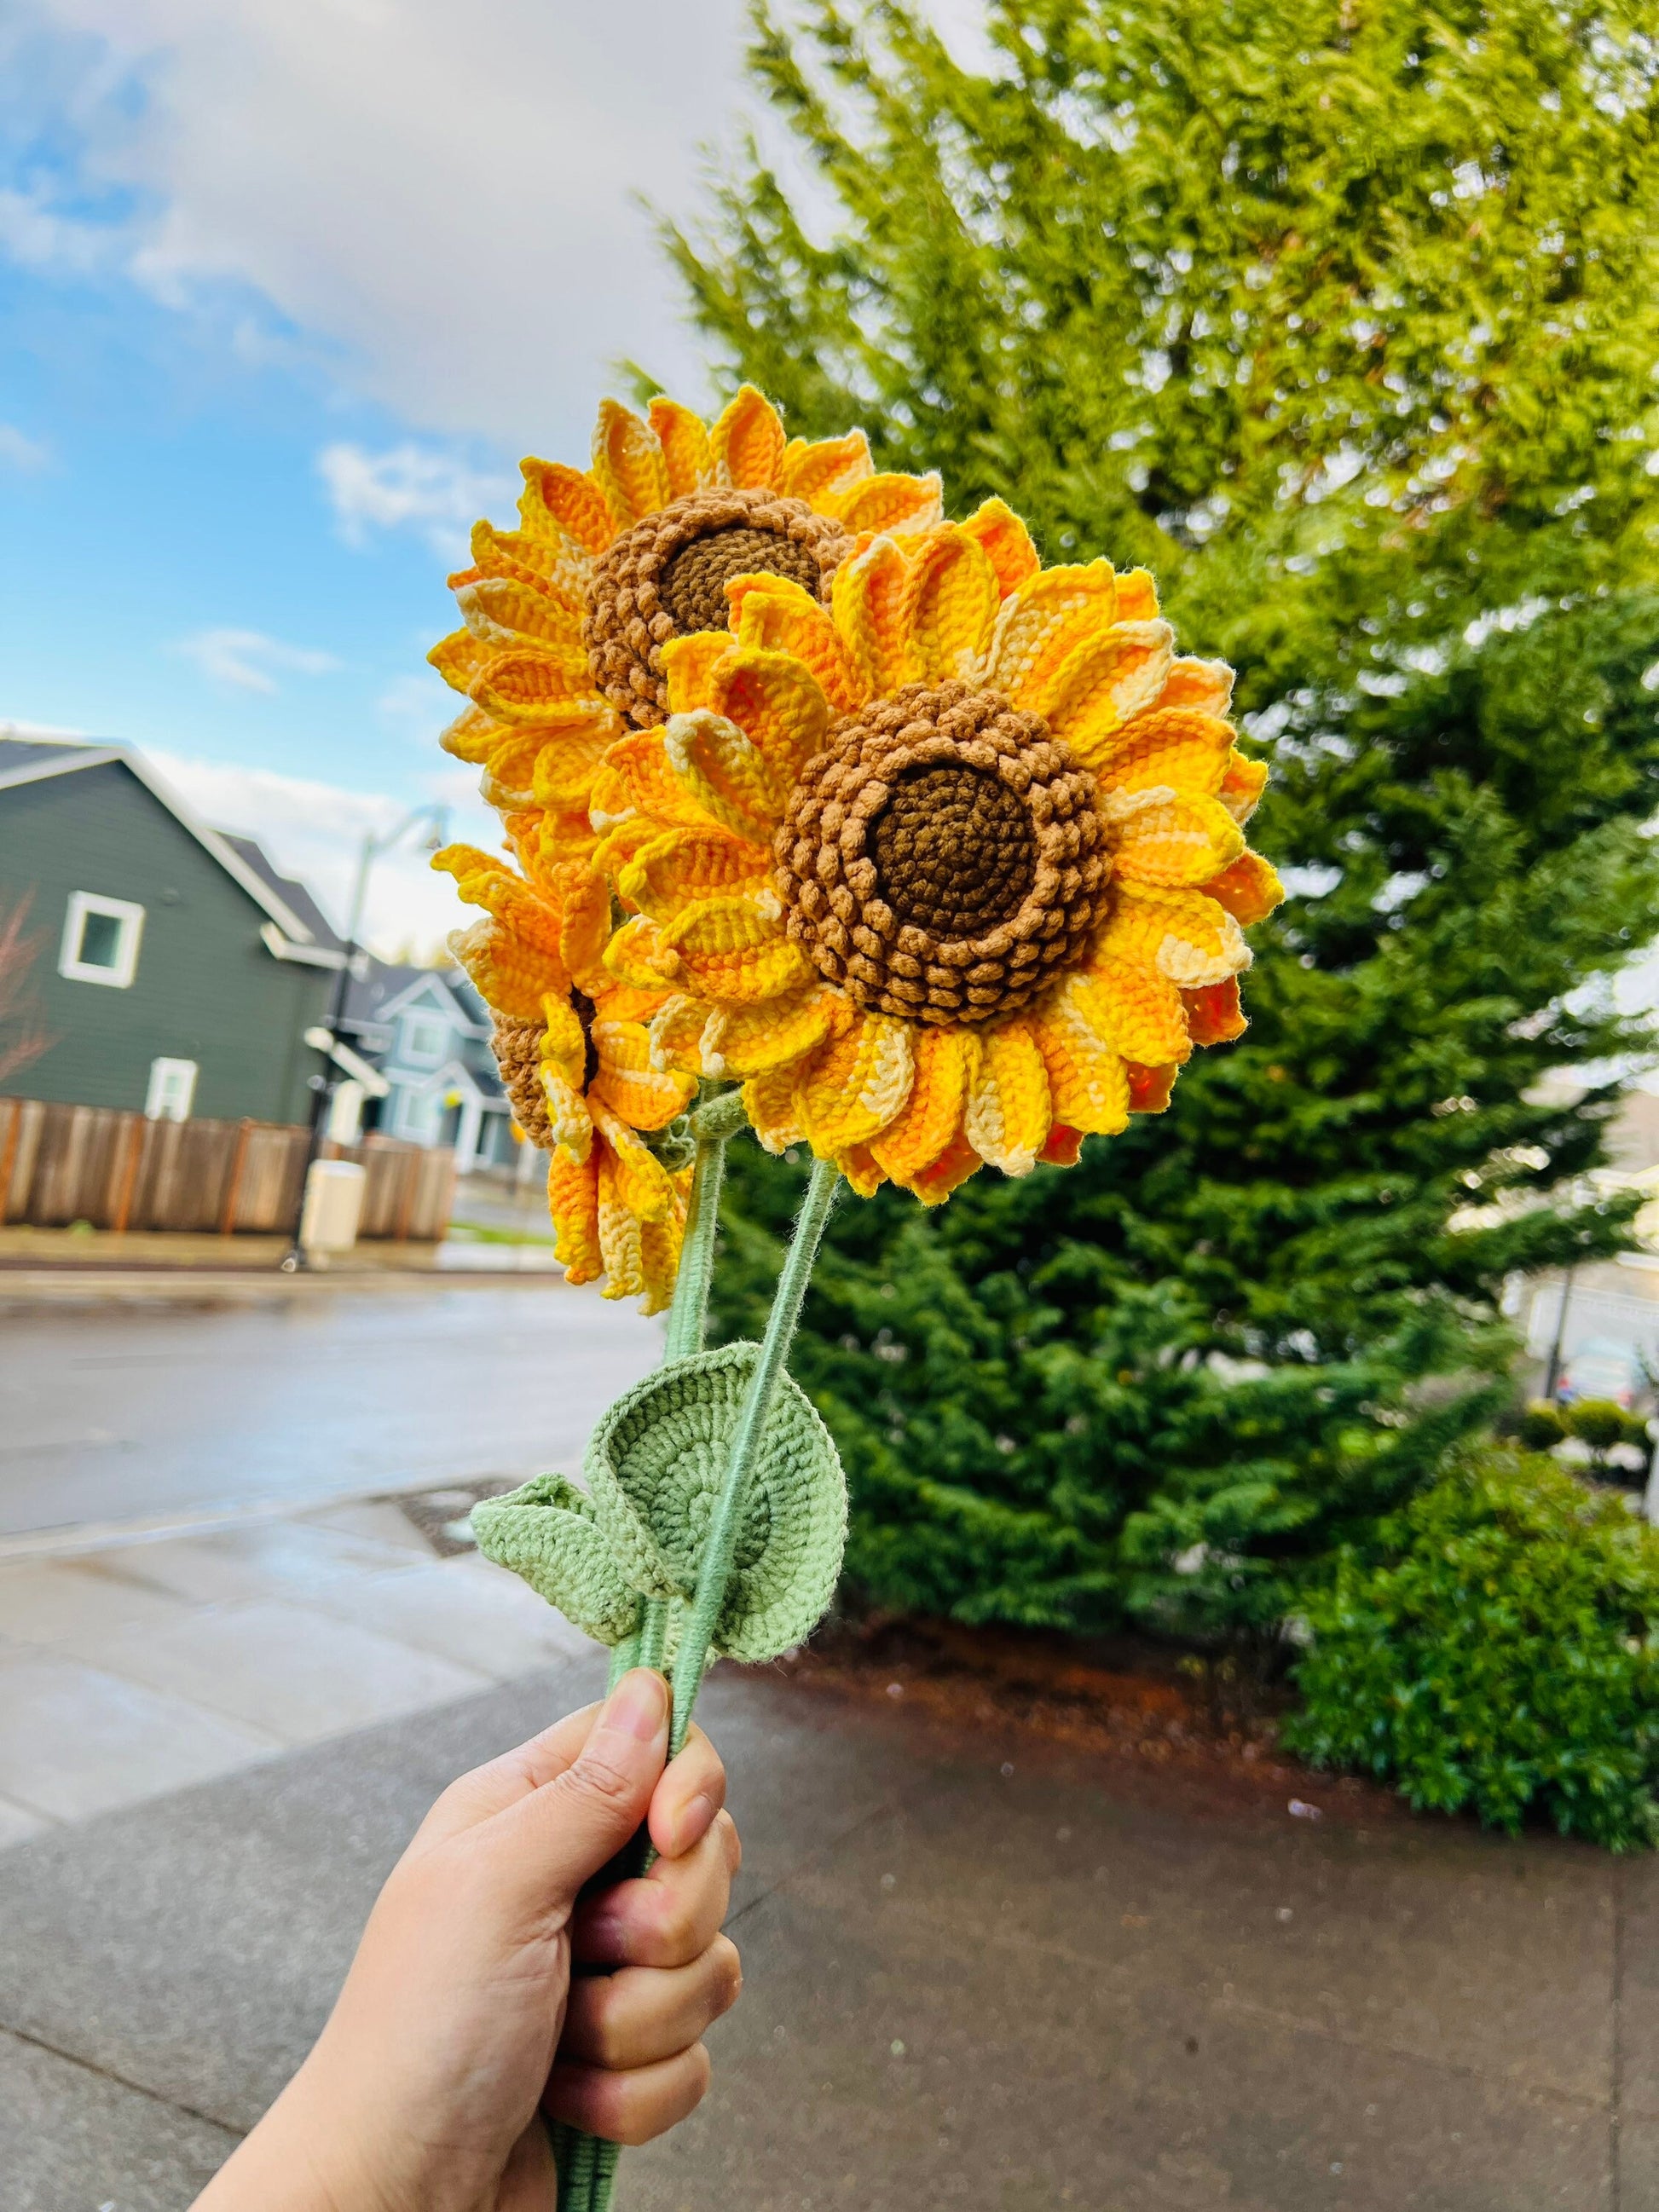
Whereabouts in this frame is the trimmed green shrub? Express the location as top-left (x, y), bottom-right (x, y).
top-left (1285, 1453), bottom-right (1659, 1850)
top-left (1564, 1398), bottom-right (1645, 1466)
top-left (1517, 1401), bottom-right (1568, 1452)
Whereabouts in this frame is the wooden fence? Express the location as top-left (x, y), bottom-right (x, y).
top-left (0, 1097), bottom-right (456, 1242)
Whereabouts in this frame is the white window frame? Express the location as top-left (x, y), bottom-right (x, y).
top-left (400, 1013), bottom-right (447, 1066)
top-left (145, 1057), bottom-right (198, 1122)
top-left (395, 1085), bottom-right (442, 1142)
top-left (61, 892), bottom-right (146, 988)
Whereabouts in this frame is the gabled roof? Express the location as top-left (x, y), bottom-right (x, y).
top-left (347, 958), bottom-right (487, 1036)
top-left (221, 834), bottom-right (344, 953)
top-left (0, 735), bottom-right (341, 961)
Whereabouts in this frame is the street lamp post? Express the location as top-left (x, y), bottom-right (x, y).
top-left (283, 803), bottom-right (449, 1271)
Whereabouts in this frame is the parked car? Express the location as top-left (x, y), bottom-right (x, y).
top-left (1557, 1336), bottom-right (1647, 1410)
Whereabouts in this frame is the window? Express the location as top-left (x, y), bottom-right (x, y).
top-left (395, 1086), bottom-right (442, 1142)
top-left (400, 1014), bottom-right (447, 1065)
top-left (61, 892), bottom-right (145, 988)
top-left (145, 1057), bottom-right (198, 1122)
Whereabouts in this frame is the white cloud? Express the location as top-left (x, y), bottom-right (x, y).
top-left (146, 747), bottom-right (496, 961)
top-left (0, 716), bottom-right (88, 740)
top-left (0, 424), bottom-right (51, 471)
top-left (318, 442), bottom-right (514, 557)
top-left (174, 627), bottom-right (342, 695)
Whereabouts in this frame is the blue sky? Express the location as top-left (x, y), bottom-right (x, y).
top-left (0, 0), bottom-right (789, 950)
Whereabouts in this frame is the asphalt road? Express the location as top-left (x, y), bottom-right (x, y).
top-left (0, 1284), bottom-right (660, 1545)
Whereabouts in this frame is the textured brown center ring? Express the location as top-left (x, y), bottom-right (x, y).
top-left (772, 680), bottom-right (1110, 1026)
top-left (584, 488), bottom-right (853, 729)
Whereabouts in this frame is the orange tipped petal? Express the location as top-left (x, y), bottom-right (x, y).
top-left (591, 399), bottom-right (671, 526)
top-left (1126, 1061), bottom-right (1178, 1113)
top-left (1156, 656), bottom-right (1234, 714)
top-left (1113, 569), bottom-right (1161, 621)
top-left (1219, 752), bottom-right (1269, 824)
top-left (1093, 708), bottom-right (1236, 799)
top-left (519, 459), bottom-right (616, 557)
top-left (832, 471), bottom-right (944, 535)
top-left (1205, 851), bottom-right (1285, 926)
top-left (1182, 977), bottom-right (1247, 1047)
top-left (1041, 1123), bottom-right (1085, 1168)
top-left (600, 728), bottom-right (713, 830)
top-left (1078, 956), bottom-right (1191, 1066)
top-left (590, 1020), bottom-right (697, 1129)
top-left (710, 384), bottom-right (786, 489)
top-left (908, 1130), bottom-right (983, 1206)
top-left (548, 1146), bottom-right (603, 1284)
top-left (959, 498), bottom-right (1041, 598)
top-left (779, 429), bottom-right (873, 505)
top-left (868, 1025), bottom-right (974, 1188)
top-left (649, 396), bottom-right (712, 498)
top-left (831, 536), bottom-right (912, 698)
top-left (1105, 788), bottom-right (1246, 887)
top-left (1100, 885), bottom-right (1249, 990)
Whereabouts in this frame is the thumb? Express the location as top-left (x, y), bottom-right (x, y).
top-left (512, 1669), bottom-right (670, 1906)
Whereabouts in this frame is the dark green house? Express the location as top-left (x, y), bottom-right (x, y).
top-left (0, 736), bottom-right (344, 1124)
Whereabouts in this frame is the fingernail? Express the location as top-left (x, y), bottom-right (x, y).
top-left (673, 1791), bottom-right (717, 1854)
top-left (604, 1668), bottom-right (668, 1742)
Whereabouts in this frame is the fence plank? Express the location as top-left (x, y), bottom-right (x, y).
top-left (0, 1097), bottom-right (454, 1242)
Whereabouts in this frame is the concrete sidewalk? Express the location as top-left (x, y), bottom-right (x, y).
top-left (0, 1658), bottom-right (1650, 2210)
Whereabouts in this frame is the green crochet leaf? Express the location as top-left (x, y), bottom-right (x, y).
top-left (585, 1342), bottom-right (847, 1663)
top-left (471, 1474), bottom-right (644, 1647)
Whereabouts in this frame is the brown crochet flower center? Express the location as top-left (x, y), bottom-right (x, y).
top-left (870, 765), bottom-right (1036, 939)
top-left (657, 526), bottom-right (823, 636)
top-left (772, 681), bottom-right (1109, 1027)
top-left (585, 488), bottom-right (851, 729)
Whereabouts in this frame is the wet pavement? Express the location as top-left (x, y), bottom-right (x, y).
top-left (0, 1663), bottom-right (1647, 2211)
top-left (0, 1281), bottom-right (658, 1546)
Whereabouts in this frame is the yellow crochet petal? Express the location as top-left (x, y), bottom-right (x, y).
top-left (592, 1102), bottom-right (674, 1223)
top-left (548, 1146), bottom-right (603, 1285)
top-left (868, 1024), bottom-right (974, 1188)
top-left (519, 459), bottom-right (616, 558)
top-left (618, 826), bottom-right (772, 923)
top-left (1205, 851), bottom-right (1285, 926)
top-left (558, 866), bottom-right (614, 994)
top-left (664, 709), bottom-right (787, 843)
top-left (1077, 955), bottom-right (1192, 1066)
top-left (698, 985), bottom-right (838, 1079)
top-left (1182, 977), bottom-right (1247, 1047)
top-left (899, 526), bottom-right (1001, 684)
top-left (795, 1009), bottom-right (915, 1154)
top-left (648, 396), bottom-right (712, 499)
top-left (1037, 623), bottom-right (1177, 765)
top-left (1030, 980), bottom-right (1132, 1135)
top-left (604, 915), bottom-right (677, 991)
top-left (539, 993), bottom-right (588, 1090)
top-left (1106, 788), bottom-right (1246, 888)
top-left (983, 561), bottom-right (1120, 704)
top-left (908, 1130), bottom-right (983, 1206)
top-left (963, 1019), bottom-right (1052, 1176)
top-left (1099, 884), bottom-right (1250, 990)
top-left (540, 1068), bottom-right (593, 1158)
top-left (480, 714), bottom-right (616, 812)
top-left (779, 429), bottom-right (872, 505)
top-left (727, 576), bottom-right (864, 711)
top-left (600, 729), bottom-right (714, 830)
top-left (742, 1063), bottom-right (804, 1153)
top-left (1126, 1061), bottom-right (1179, 1114)
top-left (836, 1144), bottom-right (886, 1198)
top-left (429, 627), bottom-right (491, 697)
top-left (590, 1021), bottom-right (697, 1129)
top-left (710, 384), bottom-right (786, 489)
top-left (438, 702), bottom-right (498, 765)
top-left (1157, 656), bottom-right (1234, 714)
top-left (831, 536), bottom-right (911, 699)
top-left (454, 575), bottom-right (586, 653)
top-left (661, 632), bottom-right (737, 714)
top-left (659, 897), bottom-right (811, 1006)
top-left (635, 1208), bottom-right (684, 1318)
top-left (1114, 569), bottom-right (1162, 621)
top-left (960, 498), bottom-right (1041, 598)
top-left (831, 471), bottom-right (944, 536)
top-left (1219, 752), bottom-right (1269, 824)
top-left (467, 520), bottom-right (590, 603)
top-left (1094, 709), bottom-right (1236, 799)
top-left (592, 399), bottom-right (671, 527)
top-left (446, 916), bottom-right (552, 1025)
top-left (708, 649), bottom-right (833, 783)
top-left (470, 646), bottom-right (604, 726)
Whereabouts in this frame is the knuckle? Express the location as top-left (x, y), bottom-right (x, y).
top-left (559, 1747), bottom-right (638, 1811)
top-left (708, 1935), bottom-right (743, 2015)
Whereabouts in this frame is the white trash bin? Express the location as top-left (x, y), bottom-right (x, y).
top-left (299, 1158), bottom-right (367, 1265)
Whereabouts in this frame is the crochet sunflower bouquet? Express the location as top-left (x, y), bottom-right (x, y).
top-left (430, 389), bottom-right (1280, 2207)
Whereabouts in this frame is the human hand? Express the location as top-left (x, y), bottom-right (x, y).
top-left (194, 1669), bottom-right (742, 2212)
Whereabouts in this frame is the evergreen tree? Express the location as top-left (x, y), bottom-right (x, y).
top-left (668, 0), bottom-right (1659, 1640)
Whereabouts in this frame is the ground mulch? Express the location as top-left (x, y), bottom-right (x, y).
top-left (756, 1614), bottom-right (1408, 1831)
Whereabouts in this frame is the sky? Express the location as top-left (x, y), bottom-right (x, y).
top-left (0, 0), bottom-right (981, 953)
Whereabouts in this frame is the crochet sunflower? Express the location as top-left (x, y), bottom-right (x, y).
top-left (427, 386), bottom-right (944, 829)
top-left (435, 843), bottom-right (697, 1311)
top-left (588, 514), bottom-right (1281, 1199)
